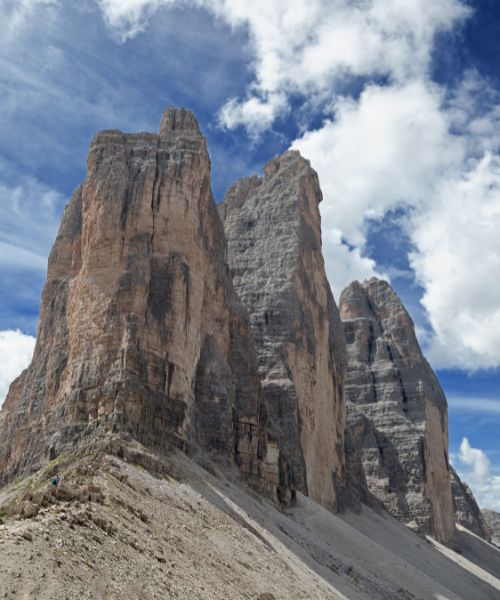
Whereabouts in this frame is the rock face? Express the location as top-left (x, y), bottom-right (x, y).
top-left (482, 509), bottom-right (500, 547)
top-left (451, 467), bottom-right (491, 541)
top-left (0, 108), bottom-right (276, 494)
top-left (339, 278), bottom-right (455, 542)
top-left (219, 151), bottom-right (346, 511)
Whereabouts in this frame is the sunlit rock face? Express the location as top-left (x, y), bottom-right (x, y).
top-left (339, 278), bottom-right (455, 542)
top-left (0, 108), bottom-right (278, 496)
top-left (220, 151), bottom-right (347, 511)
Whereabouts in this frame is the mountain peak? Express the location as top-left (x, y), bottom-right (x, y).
top-left (159, 106), bottom-right (201, 136)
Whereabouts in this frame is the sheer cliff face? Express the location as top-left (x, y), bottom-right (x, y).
top-left (219, 152), bottom-right (346, 511)
top-left (339, 278), bottom-right (455, 542)
top-left (0, 108), bottom-right (269, 489)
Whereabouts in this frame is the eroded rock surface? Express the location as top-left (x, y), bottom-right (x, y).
top-left (0, 108), bottom-right (273, 494)
top-left (220, 151), bottom-right (346, 511)
top-left (482, 509), bottom-right (500, 547)
top-left (451, 467), bottom-right (491, 541)
top-left (339, 278), bottom-right (455, 541)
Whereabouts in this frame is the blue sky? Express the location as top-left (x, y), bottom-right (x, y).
top-left (0, 0), bottom-right (499, 509)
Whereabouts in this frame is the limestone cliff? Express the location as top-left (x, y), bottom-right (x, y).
top-left (451, 467), bottom-right (491, 540)
top-left (0, 108), bottom-right (275, 494)
top-left (220, 151), bottom-right (346, 511)
top-left (339, 278), bottom-right (455, 542)
top-left (482, 509), bottom-right (500, 547)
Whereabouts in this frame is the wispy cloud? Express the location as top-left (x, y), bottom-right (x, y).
top-left (0, 176), bottom-right (63, 271)
top-left (0, 175), bottom-right (62, 333)
top-left (449, 395), bottom-right (500, 415)
top-left (96, 0), bottom-right (471, 134)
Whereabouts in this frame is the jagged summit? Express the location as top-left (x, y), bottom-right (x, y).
top-left (339, 277), bottom-right (491, 542)
top-left (159, 106), bottom-right (201, 135)
top-left (340, 278), bottom-right (455, 541)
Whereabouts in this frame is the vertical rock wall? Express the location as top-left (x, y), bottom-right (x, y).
top-left (0, 108), bottom-right (271, 493)
top-left (220, 151), bottom-right (346, 511)
top-left (339, 278), bottom-right (455, 541)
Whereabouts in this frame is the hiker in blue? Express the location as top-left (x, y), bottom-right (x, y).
top-left (50, 474), bottom-right (60, 492)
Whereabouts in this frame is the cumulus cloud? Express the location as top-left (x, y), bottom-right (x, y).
top-left (291, 79), bottom-right (465, 296)
top-left (97, 0), bottom-right (470, 133)
top-left (456, 437), bottom-right (500, 511)
top-left (291, 76), bottom-right (500, 368)
top-left (459, 437), bottom-right (490, 481)
top-left (64, 1), bottom-right (500, 370)
top-left (320, 227), bottom-right (388, 299)
top-left (292, 79), bottom-right (465, 241)
top-left (473, 475), bottom-right (500, 511)
top-left (0, 329), bottom-right (35, 407)
top-left (411, 153), bottom-right (500, 369)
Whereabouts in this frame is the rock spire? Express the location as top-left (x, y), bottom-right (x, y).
top-left (220, 151), bottom-right (346, 511)
top-left (339, 278), bottom-right (455, 541)
top-left (0, 108), bottom-right (277, 496)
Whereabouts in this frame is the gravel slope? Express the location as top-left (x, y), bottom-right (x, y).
top-left (0, 442), bottom-right (499, 600)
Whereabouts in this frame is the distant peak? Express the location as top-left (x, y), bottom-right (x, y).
top-left (159, 107), bottom-right (200, 136)
top-left (342, 277), bottom-right (391, 297)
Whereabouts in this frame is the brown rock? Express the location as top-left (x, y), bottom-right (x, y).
top-left (21, 502), bottom-right (38, 519)
top-left (0, 108), bottom-right (269, 495)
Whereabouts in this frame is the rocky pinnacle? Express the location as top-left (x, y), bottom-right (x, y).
top-left (220, 151), bottom-right (346, 511)
top-left (0, 108), bottom-right (280, 497)
top-left (339, 278), bottom-right (455, 542)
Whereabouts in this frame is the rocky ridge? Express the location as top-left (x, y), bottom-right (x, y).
top-left (1, 440), bottom-right (499, 600)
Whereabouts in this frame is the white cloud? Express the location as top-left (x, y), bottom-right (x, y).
top-left (218, 94), bottom-right (287, 141)
top-left (54, 1), bottom-right (500, 370)
top-left (411, 153), bottom-right (500, 369)
top-left (97, 0), bottom-right (470, 133)
top-left (459, 437), bottom-right (490, 481)
top-left (473, 475), bottom-right (500, 512)
top-left (292, 80), bottom-right (465, 245)
top-left (456, 437), bottom-right (500, 511)
top-left (0, 330), bottom-right (35, 407)
top-left (321, 227), bottom-right (388, 300)
top-left (291, 73), bottom-right (500, 369)
top-left (291, 78), bottom-right (467, 304)
top-left (98, 0), bottom-right (175, 40)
